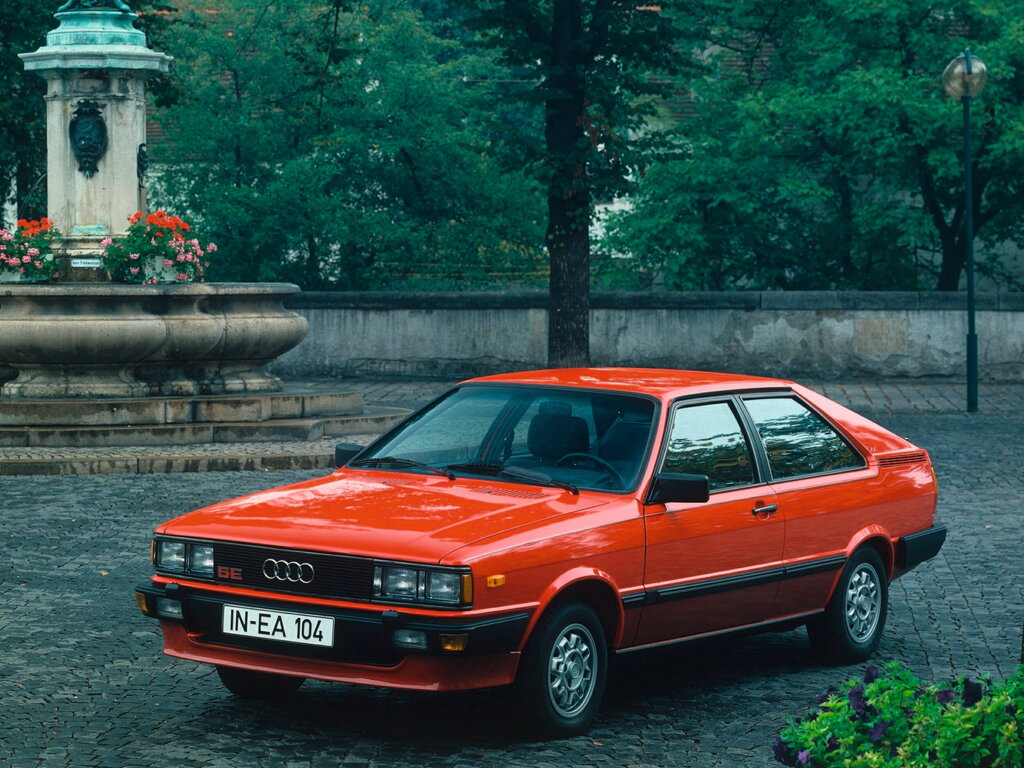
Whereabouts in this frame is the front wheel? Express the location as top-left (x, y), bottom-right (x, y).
top-left (515, 602), bottom-right (607, 738)
top-left (216, 665), bottom-right (304, 699)
top-left (807, 547), bottom-right (888, 664)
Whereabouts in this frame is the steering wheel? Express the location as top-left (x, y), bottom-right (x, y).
top-left (555, 453), bottom-right (625, 487)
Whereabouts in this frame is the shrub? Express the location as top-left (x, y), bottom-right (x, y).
top-left (102, 211), bottom-right (216, 284)
top-left (0, 218), bottom-right (62, 282)
top-left (774, 662), bottom-right (1023, 767)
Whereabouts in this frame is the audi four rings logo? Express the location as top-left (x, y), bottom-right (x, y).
top-left (262, 558), bottom-right (315, 584)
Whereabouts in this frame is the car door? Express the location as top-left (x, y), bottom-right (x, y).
top-left (740, 394), bottom-right (872, 619)
top-left (634, 398), bottom-right (783, 646)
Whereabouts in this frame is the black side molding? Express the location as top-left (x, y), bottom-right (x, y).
top-left (897, 524), bottom-right (947, 571)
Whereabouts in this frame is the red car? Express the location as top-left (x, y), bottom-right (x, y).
top-left (136, 369), bottom-right (944, 736)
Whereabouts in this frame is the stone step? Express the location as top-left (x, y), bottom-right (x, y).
top-left (0, 441), bottom-right (345, 475)
top-left (0, 406), bottom-right (406, 448)
top-left (0, 389), bottom-right (364, 427)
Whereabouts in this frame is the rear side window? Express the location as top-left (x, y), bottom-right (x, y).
top-left (662, 402), bottom-right (755, 491)
top-left (743, 397), bottom-right (864, 480)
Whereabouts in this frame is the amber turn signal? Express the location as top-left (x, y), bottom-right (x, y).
top-left (439, 633), bottom-right (469, 652)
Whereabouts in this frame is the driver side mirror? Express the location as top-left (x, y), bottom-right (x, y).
top-left (647, 472), bottom-right (710, 505)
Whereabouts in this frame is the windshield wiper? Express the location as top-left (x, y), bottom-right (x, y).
top-left (445, 462), bottom-right (505, 475)
top-left (350, 456), bottom-right (455, 480)
top-left (498, 465), bottom-right (579, 495)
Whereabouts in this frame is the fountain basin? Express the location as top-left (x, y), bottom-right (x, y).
top-left (0, 282), bottom-right (308, 398)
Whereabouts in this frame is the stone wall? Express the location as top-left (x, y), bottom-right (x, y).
top-left (273, 291), bottom-right (1024, 381)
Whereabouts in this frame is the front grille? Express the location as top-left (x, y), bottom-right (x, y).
top-left (213, 542), bottom-right (374, 602)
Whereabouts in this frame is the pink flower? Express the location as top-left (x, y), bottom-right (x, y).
top-left (129, 253), bottom-right (140, 260)
top-left (34, 261), bottom-right (42, 268)
top-left (176, 273), bottom-right (188, 281)
top-left (27, 247), bottom-right (40, 257)
top-left (129, 266), bottom-right (140, 275)
top-left (22, 255), bottom-right (31, 263)
top-left (206, 243), bottom-right (217, 252)
top-left (100, 237), bottom-right (113, 246)
top-left (176, 254), bottom-right (185, 262)
top-left (163, 259), bottom-right (174, 267)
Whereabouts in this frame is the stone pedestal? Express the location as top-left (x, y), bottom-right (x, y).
top-left (19, 4), bottom-right (171, 274)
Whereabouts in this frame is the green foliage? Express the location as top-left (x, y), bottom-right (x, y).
top-left (775, 662), bottom-right (1024, 767)
top-left (467, 1), bottom-right (700, 204)
top-left (0, 1), bottom-right (54, 226)
top-left (603, 0), bottom-right (1024, 291)
top-left (149, 0), bottom-right (545, 289)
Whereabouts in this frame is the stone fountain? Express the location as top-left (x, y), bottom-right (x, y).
top-left (0, 2), bottom-right (405, 472)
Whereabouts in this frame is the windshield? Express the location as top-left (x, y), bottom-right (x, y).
top-left (357, 385), bottom-right (657, 492)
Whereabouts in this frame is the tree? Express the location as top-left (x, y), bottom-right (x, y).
top-left (465, 1), bottom-right (696, 365)
top-left (0, 1), bottom-right (56, 226)
top-left (149, 0), bottom-right (545, 289)
top-left (605, 0), bottom-right (1024, 292)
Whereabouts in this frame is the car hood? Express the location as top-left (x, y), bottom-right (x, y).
top-left (157, 469), bottom-right (606, 564)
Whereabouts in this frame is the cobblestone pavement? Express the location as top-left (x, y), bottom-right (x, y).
top-left (1, 391), bottom-right (1022, 767)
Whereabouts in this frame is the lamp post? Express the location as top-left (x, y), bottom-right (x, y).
top-left (942, 50), bottom-right (987, 413)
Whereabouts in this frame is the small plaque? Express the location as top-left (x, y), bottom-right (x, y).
top-left (70, 258), bottom-right (103, 268)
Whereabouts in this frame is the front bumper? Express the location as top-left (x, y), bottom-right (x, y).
top-left (135, 582), bottom-right (529, 691)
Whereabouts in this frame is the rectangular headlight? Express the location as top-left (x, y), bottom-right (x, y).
top-left (188, 545), bottom-right (215, 578)
top-left (156, 540), bottom-right (185, 572)
top-left (424, 571), bottom-right (461, 603)
top-left (153, 538), bottom-right (215, 579)
top-left (373, 564), bottom-right (470, 607)
top-left (379, 566), bottom-right (419, 600)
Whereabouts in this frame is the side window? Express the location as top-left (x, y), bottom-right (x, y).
top-left (743, 396), bottom-right (864, 480)
top-left (662, 402), bottom-right (755, 491)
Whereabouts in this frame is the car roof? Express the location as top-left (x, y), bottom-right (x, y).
top-left (463, 368), bottom-right (794, 401)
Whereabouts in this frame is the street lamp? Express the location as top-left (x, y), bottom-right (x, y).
top-left (942, 49), bottom-right (987, 413)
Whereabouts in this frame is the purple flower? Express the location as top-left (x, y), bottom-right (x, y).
top-left (797, 749), bottom-right (811, 765)
top-left (962, 678), bottom-right (983, 707)
top-left (868, 721), bottom-right (891, 743)
top-left (863, 665), bottom-right (881, 684)
top-left (773, 736), bottom-right (798, 766)
top-left (848, 683), bottom-right (870, 719)
top-left (936, 688), bottom-right (955, 706)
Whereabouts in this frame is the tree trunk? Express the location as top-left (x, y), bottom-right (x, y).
top-left (936, 233), bottom-right (964, 291)
top-left (545, 0), bottom-right (590, 368)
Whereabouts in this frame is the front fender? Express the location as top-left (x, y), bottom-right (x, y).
top-left (520, 567), bottom-right (627, 650)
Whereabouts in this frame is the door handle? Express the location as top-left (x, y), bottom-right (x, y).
top-left (751, 504), bottom-right (778, 517)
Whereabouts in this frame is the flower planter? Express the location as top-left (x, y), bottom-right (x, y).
top-left (0, 283), bottom-right (307, 399)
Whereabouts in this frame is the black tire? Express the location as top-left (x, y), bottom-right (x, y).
top-left (807, 547), bottom-right (888, 664)
top-left (515, 602), bottom-right (608, 738)
top-left (216, 665), bottom-right (304, 699)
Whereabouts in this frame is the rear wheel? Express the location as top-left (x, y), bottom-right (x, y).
top-left (515, 602), bottom-right (607, 738)
top-left (216, 666), bottom-right (304, 699)
top-left (807, 547), bottom-right (888, 664)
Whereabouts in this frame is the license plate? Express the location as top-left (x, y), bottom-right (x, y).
top-left (222, 604), bottom-right (335, 647)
